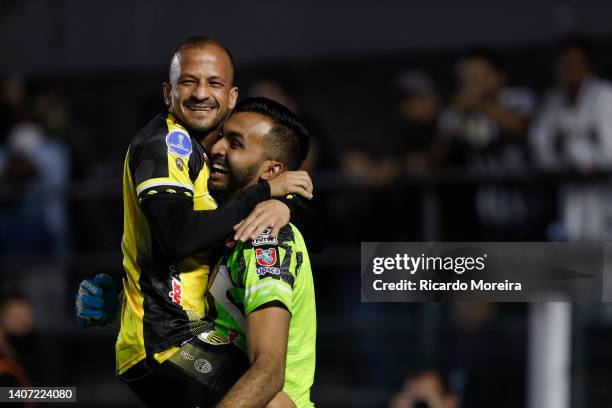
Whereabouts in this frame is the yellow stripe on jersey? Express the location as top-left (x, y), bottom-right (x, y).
top-left (165, 112), bottom-right (187, 133)
top-left (118, 112), bottom-right (220, 373)
top-left (167, 151), bottom-right (193, 191)
top-left (131, 113), bottom-right (194, 196)
top-left (193, 164), bottom-right (218, 210)
top-left (166, 111), bottom-right (217, 210)
top-left (153, 346), bottom-right (180, 364)
top-left (118, 150), bottom-right (148, 374)
top-left (136, 178), bottom-right (194, 196)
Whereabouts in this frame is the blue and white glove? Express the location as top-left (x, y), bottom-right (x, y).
top-left (75, 273), bottom-right (119, 327)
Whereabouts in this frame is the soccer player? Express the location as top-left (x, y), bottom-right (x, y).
top-left (77, 97), bottom-right (316, 407)
top-left (77, 36), bottom-right (315, 406)
top-left (205, 97), bottom-right (316, 407)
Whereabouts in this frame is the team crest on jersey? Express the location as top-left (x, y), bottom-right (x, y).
top-left (253, 227), bottom-right (278, 246)
top-left (198, 330), bottom-right (230, 346)
top-left (256, 248), bottom-right (277, 267)
top-left (166, 130), bottom-right (192, 158)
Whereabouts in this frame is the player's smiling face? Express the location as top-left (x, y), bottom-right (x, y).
top-left (163, 45), bottom-right (238, 139)
top-left (207, 112), bottom-right (274, 202)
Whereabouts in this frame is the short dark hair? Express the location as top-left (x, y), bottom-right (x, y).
top-left (170, 35), bottom-right (235, 82)
top-left (458, 47), bottom-right (505, 73)
top-left (234, 97), bottom-right (310, 171)
top-left (558, 35), bottom-right (598, 64)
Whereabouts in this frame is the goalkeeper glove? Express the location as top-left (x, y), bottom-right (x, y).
top-left (76, 273), bottom-right (119, 327)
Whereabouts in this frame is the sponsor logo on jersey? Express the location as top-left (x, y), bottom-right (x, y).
top-left (166, 130), bottom-right (192, 158)
top-left (198, 330), bottom-right (230, 346)
top-left (256, 266), bottom-right (281, 276)
top-left (256, 248), bottom-right (277, 267)
top-left (252, 227), bottom-right (278, 246)
top-left (194, 358), bottom-right (213, 374)
top-left (168, 265), bottom-right (182, 305)
top-left (180, 350), bottom-right (195, 361)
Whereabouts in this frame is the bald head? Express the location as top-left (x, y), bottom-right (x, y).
top-left (169, 36), bottom-right (235, 85)
top-left (163, 36), bottom-right (238, 139)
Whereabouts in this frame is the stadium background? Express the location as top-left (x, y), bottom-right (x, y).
top-left (1, 0), bottom-right (612, 406)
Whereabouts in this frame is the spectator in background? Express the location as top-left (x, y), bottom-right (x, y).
top-left (443, 303), bottom-right (526, 408)
top-left (0, 76), bottom-right (29, 144)
top-left (530, 37), bottom-right (612, 241)
top-left (0, 80), bottom-right (71, 256)
top-left (390, 304), bottom-right (525, 408)
top-left (340, 71), bottom-right (442, 187)
top-left (33, 84), bottom-right (97, 179)
top-left (341, 149), bottom-right (399, 187)
top-left (0, 297), bottom-right (33, 388)
top-left (389, 371), bottom-right (458, 408)
top-left (437, 49), bottom-right (538, 239)
top-left (394, 71), bottom-right (443, 174)
top-left (248, 76), bottom-right (337, 173)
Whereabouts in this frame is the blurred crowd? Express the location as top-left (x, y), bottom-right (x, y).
top-left (342, 36), bottom-right (612, 242)
top-left (1, 36), bottom-right (612, 258)
top-left (0, 77), bottom-right (73, 256)
top-left (1, 34), bottom-right (612, 407)
top-left (386, 304), bottom-right (525, 408)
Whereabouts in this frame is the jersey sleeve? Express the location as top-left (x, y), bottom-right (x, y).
top-left (240, 234), bottom-right (297, 316)
top-left (130, 128), bottom-right (195, 202)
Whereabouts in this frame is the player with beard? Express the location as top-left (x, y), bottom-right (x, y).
top-left (202, 97), bottom-right (316, 407)
top-left (76, 36), bottom-right (314, 407)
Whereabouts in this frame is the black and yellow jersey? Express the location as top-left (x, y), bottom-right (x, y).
top-left (117, 112), bottom-right (271, 375)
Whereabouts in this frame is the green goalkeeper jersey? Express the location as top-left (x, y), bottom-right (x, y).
top-left (207, 223), bottom-right (316, 407)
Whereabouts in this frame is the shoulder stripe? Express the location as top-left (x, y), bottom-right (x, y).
top-left (136, 179), bottom-right (194, 196)
top-left (245, 280), bottom-right (291, 297)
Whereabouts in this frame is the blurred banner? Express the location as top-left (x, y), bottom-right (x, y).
top-left (361, 242), bottom-right (612, 301)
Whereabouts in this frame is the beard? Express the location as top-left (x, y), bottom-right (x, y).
top-left (208, 160), bottom-right (262, 204)
top-left (183, 110), bottom-right (224, 135)
top-left (174, 97), bottom-right (226, 136)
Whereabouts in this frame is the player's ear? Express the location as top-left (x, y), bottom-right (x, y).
top-left (163, 82), bottom-right (172, 108)
top-left (228, 86), bottom-right (239, 110)
top-left (259, 160), bottom-right (284, 181)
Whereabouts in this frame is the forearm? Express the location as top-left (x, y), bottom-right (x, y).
top-left (217, 357), bottom-right (284, 408)
top-left (266, 391), bottom-right (296, 408)
top-left (480, 102), bottom-right (528, 135)
top-left (142, 181), bottom-right (270, 261)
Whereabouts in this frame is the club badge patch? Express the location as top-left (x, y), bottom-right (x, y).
top-left (166, 130), bottom-right (192, 158)
top-left (256, 248), bottom-right (277, 267)
top-left (198, 330), bottom-right (230, 346)
top-left (253, 227), bottom-right (278, 246)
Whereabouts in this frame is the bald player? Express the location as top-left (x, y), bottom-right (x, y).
top-left (77, 36), bottom-right (314, 406)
